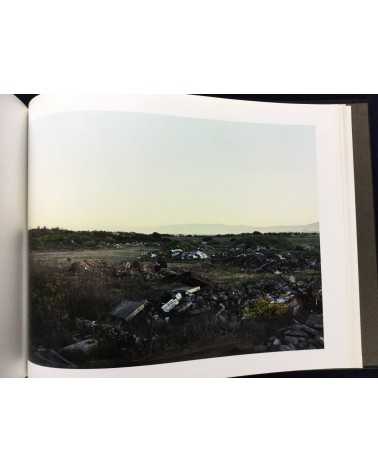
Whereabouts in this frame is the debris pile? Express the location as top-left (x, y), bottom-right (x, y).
top-left (260, 314), bottom-right (324, 352)
top-left (61, 338), bottom-right (99, 361)
top-left (112, 300), bottom-right (148, 322)
top-left (31, 230), bottom-right (323, 368)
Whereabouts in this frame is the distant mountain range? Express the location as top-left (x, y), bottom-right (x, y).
top-left (130, 222), bottom-right (319, 235)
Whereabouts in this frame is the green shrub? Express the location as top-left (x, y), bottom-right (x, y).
top-left (243, 298), bottom-right (288, 319)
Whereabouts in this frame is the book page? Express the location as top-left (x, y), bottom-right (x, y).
top-left (0, 95), bottom-right (28, 377)
top-left (27, 95), bottom-right (361, 377)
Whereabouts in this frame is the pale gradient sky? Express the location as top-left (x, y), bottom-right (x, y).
top-left (30, 111), bottom-right (318, 232)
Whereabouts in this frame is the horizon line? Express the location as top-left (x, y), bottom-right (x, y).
top-left (29, 221), bottom-right (319, 234)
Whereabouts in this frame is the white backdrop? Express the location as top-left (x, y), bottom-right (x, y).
top-left (0, 1), bottom-right (377, 471)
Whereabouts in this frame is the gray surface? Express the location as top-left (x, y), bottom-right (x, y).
top-left (0, 95), bottom-right (27, 377)
top-left (352, 103), bottom-right (378, 367)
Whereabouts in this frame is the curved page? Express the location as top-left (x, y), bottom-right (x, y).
top-left (28, 95), bottom-right (361, 377)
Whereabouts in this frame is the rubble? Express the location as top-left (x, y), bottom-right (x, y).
top-left (186, 286), bottom-right (201, 295)
top-left (176, 301), bottom-right (194, 313)
top-left (114, 261), bottom-right (131, 277)
top-left (69, 260), bottom-right (92, 273)
top-left (33, 348), bottom-right (77, 368)
top-left (31, 229), bottom-right (323, 368)
top-left (181, 250), bottom-right (209, 260)
top-left (112, 300), bottom-right (148, 322)
top-left (170, 249), bottom-right (183, 258)
top-left (262, 314), bottom-right (324, 353)
top-left (61, 339), bottom-right (99, 360)
top-left (162, 293), bottom-right (182, 313)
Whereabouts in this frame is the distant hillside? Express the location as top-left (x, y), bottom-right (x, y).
top-left (140, 222), bottom-right (320, 235)
top-left (255, 222), bottom-right (319, 234)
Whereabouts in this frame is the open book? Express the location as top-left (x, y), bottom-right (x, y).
top-left (1, 94), bottom-right (377, 377)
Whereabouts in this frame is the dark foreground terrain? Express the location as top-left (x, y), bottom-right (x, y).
top-left (30, 228), bottom-right (323, 369)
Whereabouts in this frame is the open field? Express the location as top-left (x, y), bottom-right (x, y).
top-left (32, 246), bottom-right (156, 267)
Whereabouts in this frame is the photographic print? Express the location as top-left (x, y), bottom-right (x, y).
top-left (29, 111), bottom-right (323, 369)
